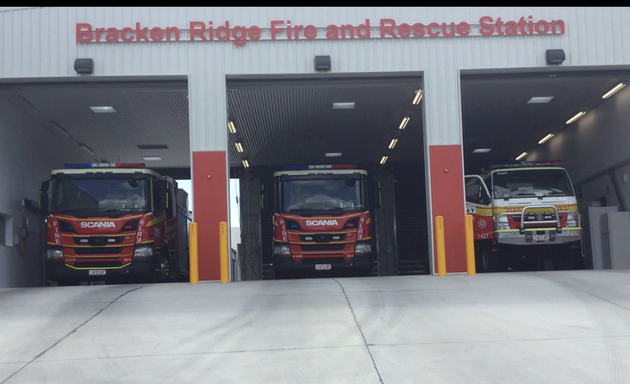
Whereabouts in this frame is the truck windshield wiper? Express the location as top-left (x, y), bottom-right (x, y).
top-left (56, 208), bottom-right (99, 214)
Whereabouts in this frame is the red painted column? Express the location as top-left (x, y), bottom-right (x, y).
top-left (429, 145), bottom-right (467, 273)
top-left (192, 151), bottom-right (228, 281)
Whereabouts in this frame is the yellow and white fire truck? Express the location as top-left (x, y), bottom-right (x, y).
top-left (464, 161), bottom-right (582, 271)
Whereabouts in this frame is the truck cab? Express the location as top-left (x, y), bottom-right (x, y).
top-left (40, 163), bottom-right (188, 285)
top-left (272, 166), bottom-right (375, 277)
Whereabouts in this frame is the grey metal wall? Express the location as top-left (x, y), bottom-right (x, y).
top-left (0, 95), bottom-right (95, 288)
top-left (3, 7), bottom-right (630, 152)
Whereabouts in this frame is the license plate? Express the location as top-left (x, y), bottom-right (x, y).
top-left (89, 270), bottom-right (106, 276)
top-left (533, 234), bottom-right (549, 241)
top-left (315, 264), bottom-right (331, 270)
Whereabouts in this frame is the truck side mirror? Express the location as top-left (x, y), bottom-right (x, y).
top-left (39, 181), bottom-right (50, 213)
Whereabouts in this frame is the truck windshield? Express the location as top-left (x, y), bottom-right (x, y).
top-left (492, 169), bottom-right (574, 199)
top-left (51, 177), bottom-right (148, 215)
top-left (278, 176), bottom-right (366, 214)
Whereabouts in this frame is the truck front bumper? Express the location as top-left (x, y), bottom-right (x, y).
top-left (495, 228), bottom-right (581, 246)
top-left (46, 256), bottom-right (158, 281)
top-left (273, 253), bottom-right (373, 272)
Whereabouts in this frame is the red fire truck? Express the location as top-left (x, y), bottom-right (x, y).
top-left (40, 163), bottom-right (190, 285)
top-left (464, 161), bottom-right (582, 271)
top-left (272, 165), bottom-right (376, 278)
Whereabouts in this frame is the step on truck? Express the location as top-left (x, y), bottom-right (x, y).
top-left (40, 163), bottom-right (190, 285)
top-left (464, 161), bottom-right (583, 271)
top-left (272, 165), bottom-right (377, 278)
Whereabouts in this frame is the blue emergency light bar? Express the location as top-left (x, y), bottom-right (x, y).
top-left (283, 164), bottom-right (357, 170)
top-left (64, 162), bottom-right (146, 169)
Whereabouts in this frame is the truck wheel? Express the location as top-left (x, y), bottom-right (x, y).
top-left (481, 248), bottom-right (505, 272)
top-left (169, 252), bottom-right (181, 281)
top-left (156, 249), bottom-right (171, 283)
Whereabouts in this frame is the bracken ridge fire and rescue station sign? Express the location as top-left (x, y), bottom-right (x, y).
top-left (76, 16), bottom-right (566, 46)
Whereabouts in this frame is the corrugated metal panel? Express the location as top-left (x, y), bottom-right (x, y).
top-left (4, 7), bottom-right (630, 151)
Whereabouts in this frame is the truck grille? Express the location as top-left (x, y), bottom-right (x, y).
top-left (73, 236), bottom-right (123, 246)
top-left (73, 261), bottom-right (125, 268)
top-left (74, 247), bottom-right (124, 255)
top-left (301, 257), bottom-right (346, 265)
top-left (300, 244), bottom-right (345, 251)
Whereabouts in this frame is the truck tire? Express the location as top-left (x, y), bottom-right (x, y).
top-left (481, 248), bottom-right (505, 272)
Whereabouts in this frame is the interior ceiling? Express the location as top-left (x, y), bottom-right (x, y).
top-left (1, 68), bottom-right (629, 179)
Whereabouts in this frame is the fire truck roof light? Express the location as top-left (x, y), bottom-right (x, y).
top-left (283, 164), bottom-right (358, 171)
top-left (488, 160), bottom-right (563, 170)
top-left (64, 162), bottom-right (146, 169)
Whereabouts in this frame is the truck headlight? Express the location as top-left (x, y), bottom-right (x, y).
top-left (133, 245), bottom-right (154, 258)
top-left (46, 247), bottom-right (64, 260)
top-left (497, 216), bottom-right (510, 230)
top-left (355, 242), bottom-right (371, 254)
top-left (274, 244), bottom-right (291, 256)
top-left (566, 213), bottom-right (578, 228)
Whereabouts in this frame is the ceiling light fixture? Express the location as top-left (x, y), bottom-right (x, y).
top-left (538, 133), bottom-right (555, 144)
top-left (380, 155), bottom-right (389, 165)
top-left (515, 152), bottom-right (528, 161)
top-left (399, 117), bottom-right (410, 130)
top-left (90, 106), bottom-right (116, 113)
top-left (242, 159), bottom-right (250, 168)
top-left (333, 102), bottom-right (355, 109)
top-left (142, 155), bottom-right (162, 161)
top-left (566, 111), bottom-right (586, 125)
top-left (412, 89), bottom-right (423, 105)
top-left (388, 139), bottom-right (398, 149)
top-left (228, 121), bottom-right (236, 134)
top-left (527, 96), bottom-right (554, 104)
top-left (472, 148), bottom-right (491, 153)
top-left (325, 152), bottom-right (342, 157)
top-left (137, 144), bottom-right (168, 150)
top-left (235, 142), bottom-right (244, 153)
top-left (603, 83), bottom-right (626, 99)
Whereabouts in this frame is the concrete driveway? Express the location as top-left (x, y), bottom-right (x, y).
top-left (1, 270), bottom-right (629, 383)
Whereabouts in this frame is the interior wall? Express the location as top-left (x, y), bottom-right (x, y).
top-left (0, 96), bottom-right (95, 288)
top-left (531, 85), bottom-right (630, 210)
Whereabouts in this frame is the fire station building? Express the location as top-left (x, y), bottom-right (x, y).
top-left (2, 7), bottom-right (630, 288)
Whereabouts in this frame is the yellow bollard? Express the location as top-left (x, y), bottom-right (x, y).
top-left (189, 222), bottom-right (199, 284)
top-left (220, 221), bottom-right (229, 283)
top-left (465, 215), bottom-right (476, 276)
top-left (435, 216), bottom-right (446, 276)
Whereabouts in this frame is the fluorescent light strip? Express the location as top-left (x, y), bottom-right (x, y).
top-left (90, 106), bottom-right (116, 113)
top-left (228, 121), bottom-right (236, 134)
top-left (472, 148), bottom-right (491, 153)
top-left (333, 102), bottom-right (355, 109)
top-left (603, 83), bottom-right (626, 99)
top-left (380, 155), bottom-right (388, 164)
top-left (399, 117), bottom-right (410, 130)
top-left (538, 133), bottom-right (554, 144)
top-left (142, 156), bottom-right (162, 161)
top-left (388, 139), bottom-right (398, 149)
top-left (566, 111), bottom-right (586, 125)
top-left (325, 152), bottom-right (342, 157)
top-left (515, 152), bottom-right (528, 161)
top-left (242, 159), bottom-right (249, 168)
top-left (235, 142), bottom-right (244, 153)
top-left (412, 90), bottom-right (423, 105)
top-left (527, 96), bottom-right (554, 104)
